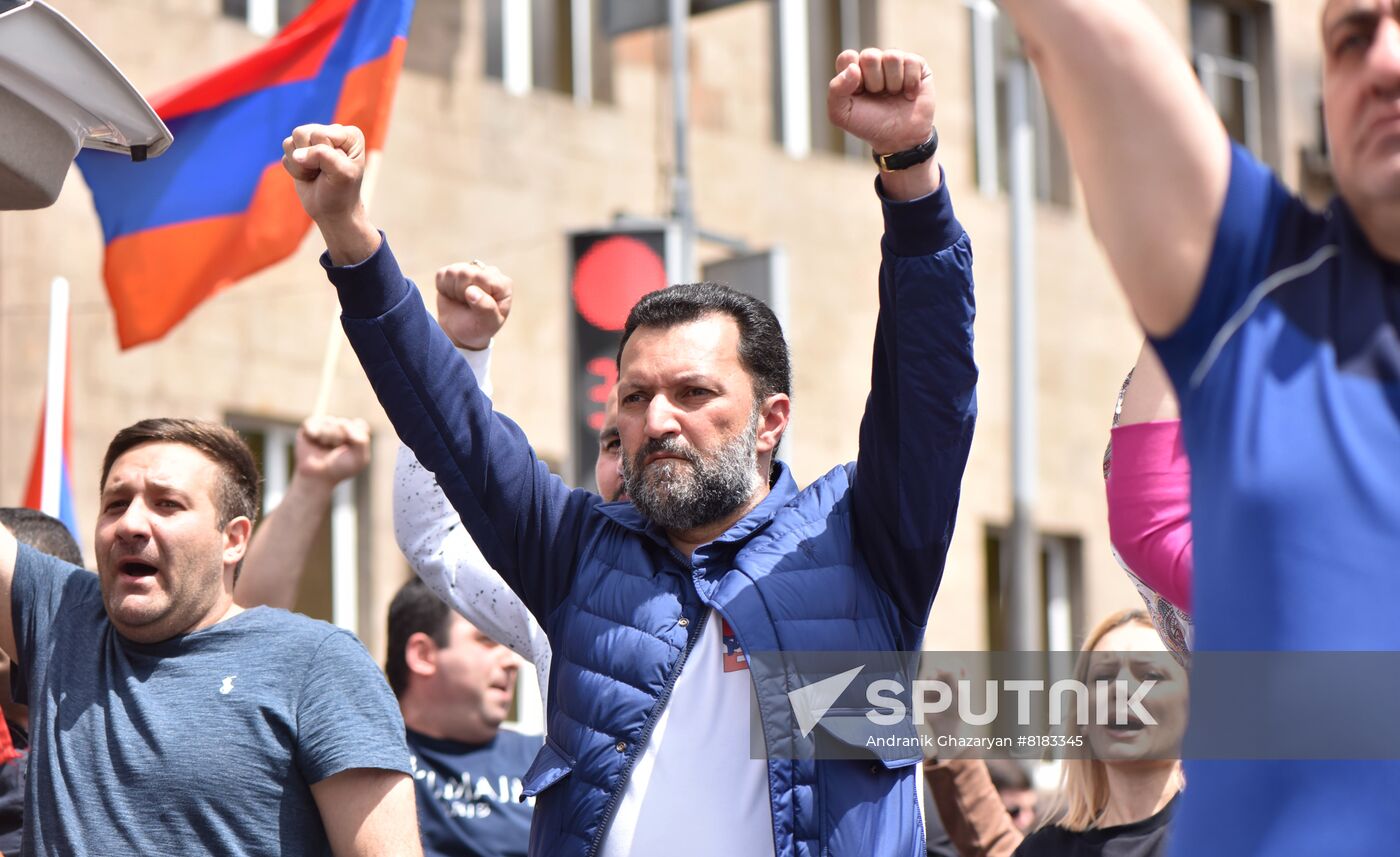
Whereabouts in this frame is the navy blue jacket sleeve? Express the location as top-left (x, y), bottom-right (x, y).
top-left (325, 236), bottom-right (595, 619)
top-left (852, 174), bottom-right (977, 643)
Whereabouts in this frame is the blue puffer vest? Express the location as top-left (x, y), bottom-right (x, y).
top-left (522, 463), bottom-right (931, 857)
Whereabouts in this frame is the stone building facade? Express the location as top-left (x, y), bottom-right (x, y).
top-left (0, 0), bottom-right (1329, 670)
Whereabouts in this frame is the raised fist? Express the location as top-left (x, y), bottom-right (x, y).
top-left (434, 261), bottom-right (514, 351)
top-left (281, 123), bottom-right (367, 225)
top-left (826, 49), bottom-right (936, 156)
top-left (295, 415), bottom-right (371, 488)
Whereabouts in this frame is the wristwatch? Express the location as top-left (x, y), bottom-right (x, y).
top-left (872, 128), bottom-right (938, 172)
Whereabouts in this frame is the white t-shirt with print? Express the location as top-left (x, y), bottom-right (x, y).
top-left (599, 610), bottom-right (775, 856)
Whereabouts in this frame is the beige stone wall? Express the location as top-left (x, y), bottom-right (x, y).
top-left (0, 0), bottom-right (1329, 658)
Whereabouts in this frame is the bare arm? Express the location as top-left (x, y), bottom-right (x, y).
top-left (998, 0), bottom-right (1232, 336)
top-left (1119, 343), bottom-right (1179, 425)
top-left (0, 526), bottom-right (16, 659)
top-left (311, 768), bottom-right (422, 857)
top-left (236, 416), bottom-right (370, 610)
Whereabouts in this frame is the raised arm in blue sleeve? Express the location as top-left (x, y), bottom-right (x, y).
top-left (852, 174), bottom-right (978, 647)
top-left (324, 235), bottom-right (595, 619)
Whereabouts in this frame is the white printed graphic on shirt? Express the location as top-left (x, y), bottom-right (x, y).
top-left (410, 755), bottom-right (535, 820)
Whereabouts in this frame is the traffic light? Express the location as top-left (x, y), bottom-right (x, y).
top-left (568, 225), bottom-right (678, 488)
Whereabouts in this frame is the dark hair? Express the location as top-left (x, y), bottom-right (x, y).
top-left (0, 507), bottom-right (83, 566)
top-left (101, 418), bottom-right (261, 531)
top-left (616, 283), bottom-right (792, 401)
top-left (385, 578), bottom-right (453, 698)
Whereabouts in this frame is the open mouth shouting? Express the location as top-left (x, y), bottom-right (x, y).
top-left (1102, 718), bottom-right (1149, 740)
top-left (113, 556), bottom-right (161, 590)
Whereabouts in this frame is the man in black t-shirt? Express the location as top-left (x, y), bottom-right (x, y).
top-left (387, 579), bottom-right (539, 857)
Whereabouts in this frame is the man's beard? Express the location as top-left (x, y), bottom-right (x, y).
top-left (622, 409), bottom-right (761, 532)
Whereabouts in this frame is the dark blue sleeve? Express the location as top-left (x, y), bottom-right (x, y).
top-left (325, 237), bottom-right (597, 620)
top-left (852, 174), bottom-right (978, 641)
top-left (1150, 143), bottom-right (1291, 396)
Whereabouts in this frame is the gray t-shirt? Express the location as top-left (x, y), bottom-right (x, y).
top-left (9, 543), bottom-right (411, 856)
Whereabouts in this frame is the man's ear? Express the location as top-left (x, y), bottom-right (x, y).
top-left (756, 393), bottom-right (791, 455)
top-left (222, 516), bottom-right (253, 571)
top-left (404, 632), bottom-right (440, 678)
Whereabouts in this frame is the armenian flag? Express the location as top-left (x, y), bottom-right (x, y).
top-left (77, 0), bottom-right (413, 348)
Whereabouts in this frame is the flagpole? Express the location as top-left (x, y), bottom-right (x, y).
top-left (311, 312), bottom-right (342, 418)
top-left (41, 277), bottom-right (69, 517)
top-left (312, 151), bottom-right (383, 417)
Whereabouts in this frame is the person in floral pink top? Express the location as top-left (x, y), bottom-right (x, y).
top-left (1104, 345), bottom-right (1193, 662)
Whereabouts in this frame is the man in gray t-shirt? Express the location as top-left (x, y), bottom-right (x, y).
top-left (0, 418), bottom-right (420, 856)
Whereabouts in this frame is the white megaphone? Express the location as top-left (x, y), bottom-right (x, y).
top-left (0, 0), bottom-right (172, 209)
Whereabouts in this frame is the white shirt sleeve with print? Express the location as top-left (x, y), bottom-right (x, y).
top-left (392, 345), bottom-right (552, 727)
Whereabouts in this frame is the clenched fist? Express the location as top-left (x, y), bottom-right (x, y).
top-left (295, 415), bottom-right (372, 489)
top-left (282, 123), bottom-right (381, 265)
top-left (434, 261), bottom-right (514, 351)
top-left (282, 124), bottom-right (366, 222)
top-left (827, 49), bottom-right (939, 199)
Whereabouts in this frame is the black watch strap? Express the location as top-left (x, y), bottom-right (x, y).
top-left (872, 128), bottom-right (938, 172)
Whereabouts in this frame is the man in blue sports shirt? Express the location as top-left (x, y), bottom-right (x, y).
top-left (283, 47), bottom-right (977, 857)
top-left (994, 1), bottom-right (1400, 854)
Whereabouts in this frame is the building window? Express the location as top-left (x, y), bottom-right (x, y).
top-left (221, 0), bottom-right (312, 37)
top-left (967, 4), bottom-right (1073, 206)
top-left (1190, 0), bottom-right (1277, 163)
top-left (773, 0), bottom-right (877, 158)
top-left (404, 0), bottom-right (463, 80)
top-left (231, 416), bottom-right (367, 634)
top-left (983, 526), bottom-right (1084, 652)
top-left (1300, 97), bottom-right (1335, 204)
top-left (485, 0), bottom-right (613, 103)
top-left (531, 0), bottom-right (576, 95)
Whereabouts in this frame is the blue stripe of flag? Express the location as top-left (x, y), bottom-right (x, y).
top-left (78, 0), bottom-right (410, 241)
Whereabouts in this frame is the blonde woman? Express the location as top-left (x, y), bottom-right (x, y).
top-left (925, 609), bottom-right (1187, 857)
